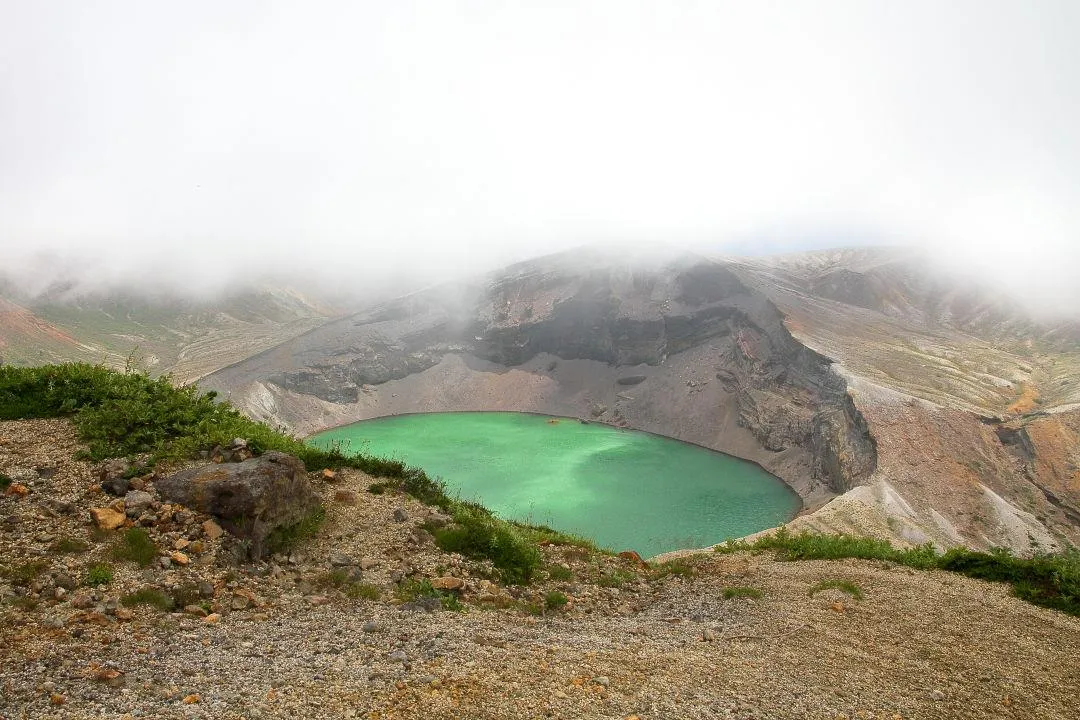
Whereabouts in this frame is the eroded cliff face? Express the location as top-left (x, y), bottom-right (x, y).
top-left (203, 254), bottom-right (877, 504)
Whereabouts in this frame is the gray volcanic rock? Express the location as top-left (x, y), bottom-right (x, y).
top-left (155, 452), bottom-right (316, 558)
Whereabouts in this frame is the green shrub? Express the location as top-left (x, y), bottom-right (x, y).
top-left (86, 563), bottom-right (114, 586)
top-left (265, 506), bottom-right (326, 555)
top-left (0, 473), bottom-right (11, 490)
top-left (809, 579), bottom-right (863, 600)
top-left (111, 528), bottom-right (158, 567)
top-left (544, 590), bottom-right (568, 611)
top-left (432, 502), bottom-right (541, 585)
top-left (121, 587), bottom-right (174, 611)
top-left (723, 586), bottom-right (763, 600)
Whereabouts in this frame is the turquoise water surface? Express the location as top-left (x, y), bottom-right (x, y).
top-left (308, 412), bottom-right (800, 557)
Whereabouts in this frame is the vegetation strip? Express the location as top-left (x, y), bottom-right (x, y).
top-left (717, 528), bottom-right (1080, 616)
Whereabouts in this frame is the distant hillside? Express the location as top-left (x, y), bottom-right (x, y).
top-left (0, 286), bottom-right (336, 383)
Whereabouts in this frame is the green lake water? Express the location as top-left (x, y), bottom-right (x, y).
top-left (307, 412), bottom-right (801, 558)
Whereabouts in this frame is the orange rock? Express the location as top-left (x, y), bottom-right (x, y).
top-left (182, 694), bottom-right (200, 704)
top-left (321, 468), bottom-right (337, 481)
top-left (201, 519), bottom-right (224, 540)
top-left (204, 613), bottom-right (221, 624)
top-left (431, 576), bottom-right (465, 591)
top-left (50, 693), bottom-right (66, 705)
top-left (5, 483), bottom-right (29, 497)
top-left (617, 550), bottom-right (647, 567)
top-left (89, 507), bottom-right (126, 531)
top-left (170, 551), bottom-right (190, 566)
top-left (831, 601), bottom-right (846, 613)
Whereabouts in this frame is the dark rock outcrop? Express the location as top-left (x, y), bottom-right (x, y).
top-left (155, 452), bottom-right (316, 558)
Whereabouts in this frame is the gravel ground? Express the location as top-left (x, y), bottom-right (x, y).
top-left (2, 419), bottom-right (1078, 720)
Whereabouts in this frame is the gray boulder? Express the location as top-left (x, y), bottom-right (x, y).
top-left (154, 452), bottom-right (317, 558)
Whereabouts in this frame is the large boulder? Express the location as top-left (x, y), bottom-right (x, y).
top-left (154, 452), bottom-right (317, 558)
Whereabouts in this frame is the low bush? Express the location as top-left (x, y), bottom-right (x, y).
top-left (50, 537), bottom-right (90, 554)
top-left (544, 590), bottom-right (568, 611)
top-left (85, 563), bottom-right (114, 586)
top-left (431, 502), bottom-right (541, 585)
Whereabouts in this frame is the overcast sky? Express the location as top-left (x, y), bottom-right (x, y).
top-left (1, 1), bottom-right (1077, 304)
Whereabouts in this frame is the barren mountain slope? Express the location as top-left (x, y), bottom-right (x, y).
top-left (202, 248), bottom-right (1079, 553)
top-left (730, 249), bottom-right (1080, 552)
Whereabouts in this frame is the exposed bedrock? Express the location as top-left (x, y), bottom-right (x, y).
top-left (203, 255), bottom-right (879, 504)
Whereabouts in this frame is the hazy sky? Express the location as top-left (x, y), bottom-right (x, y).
top-left (1, 1), bottom-right (1077, 303)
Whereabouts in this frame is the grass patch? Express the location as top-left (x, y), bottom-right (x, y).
top-left (723, 586), bottom-right (763, 600)
top-left (85, 563), bottom-right (114, 587)
top-left (650, 559), bottom-right (696, 581)
top-left (717, 527), bottom-right (1080, 616)
top-left (344, 583), bottom-right (380, 600)
top-left (111, 528), bottom-right (158, 567)
top-left (809, 579), bottom-right (863, 600)
top-left (266, 506), bottom-right (326, 555)
top-left (596, 568), bottom-right (636, 588)
top-left (121, 587), bottom-right (174, 611)
top-left (50, 537), bottom-right (90, 554)
top-left (1, 560), bottom-right (48, 587)
top-left (544, 590), bottom-right (568, 611)
top-left (0, 473), bottom-right (11, 491)
top-left (546, 565), bottom-right (574, 582)
top-left (395, 579), bottom-right (463, 611)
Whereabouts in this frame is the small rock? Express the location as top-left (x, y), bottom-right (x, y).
top-left (617, 550), bottom-right (647, 567)
top-left (359, 557), bottom-right (380, 570)
top-left (702, 628), bottom-right (717, 642)
top-left (594, 676), bottom-right (610, 687)
top-left (123, 491), bottom-right (154, 517)
top-left (430, 577), bottom-right (465, 591)
top-left (931, 690), bottom-right (946, 701)
top-left (89, 507), bottom-right (126, 531)
top-left (393, 508), bottom-right (409, 523)
top-left (231, 595), bottom-right (250, 611)
top-left (70, 591), bottom-right (94, 609)
top-left (387, 649), bottom-right (408, 663)
top-left (425, 512), bottom-right (452, 528)
top-left (174, 538), bottom-right (191, 550)
top-left (35, 466), bottom-right (58, 479)
top-left (362, 620), bottom-right (381, 633)
top-left (182, 693), bottom-right (201, 704)
top-left (115, 608), bottom-right (134, 621)
top-left (197, 581), bottom-right (215, 598)
top-left (54, 587), bottom-right (67, 600)
top-left (329, 552), bottom-right (355, 567)
top-left (231, 438), bottom-right (248, 449)
top-left (5, 484), bottom-right (29, 497)
top-left (184, 604), bottom-right (208, 617)
top-left (321, 469), bottom-right (337, 481)
top-left (204, 613), bottom-right (221, 624)
top-left (201, 519), bottom-right (224, 540)
top-left (170, 551), bottom-right (190, 566)
top-left (159, 556), bottom-right (173, 569)
top-left (54, 573), bottom-right (77, 591)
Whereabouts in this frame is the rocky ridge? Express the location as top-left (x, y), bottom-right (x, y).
top-left (2, 418), bottom-right (1079, 719)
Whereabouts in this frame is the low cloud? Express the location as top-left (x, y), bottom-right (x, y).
top-left (1, 2), bottom-right (1077, 314)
